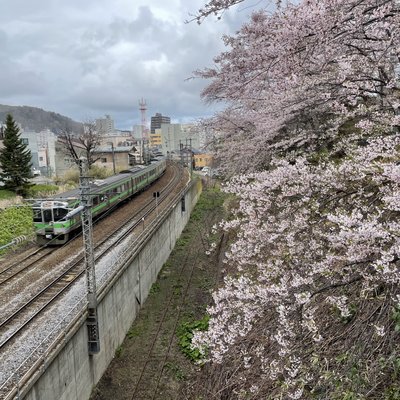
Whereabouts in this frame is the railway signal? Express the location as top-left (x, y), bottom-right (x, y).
top-left (153, 191), bottom-right (160, 216)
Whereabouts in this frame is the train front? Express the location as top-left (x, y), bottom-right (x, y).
top-left (32, 200), bottom-right (74, 245)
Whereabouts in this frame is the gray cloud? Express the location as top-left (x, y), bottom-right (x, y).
top-left (0, 0), bottom-right (262, 129)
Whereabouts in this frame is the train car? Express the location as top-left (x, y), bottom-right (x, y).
top-left (32, 159), bottom-right (166, 245)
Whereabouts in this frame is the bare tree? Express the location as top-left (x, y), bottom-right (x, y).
top-left (59, 120), bottom-right (102, 169)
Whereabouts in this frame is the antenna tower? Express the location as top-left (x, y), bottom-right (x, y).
top-left (139, 98), bottom-right (148, 140)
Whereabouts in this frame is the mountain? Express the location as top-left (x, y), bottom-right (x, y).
top-left (0, 104), bottom-right (83, 134)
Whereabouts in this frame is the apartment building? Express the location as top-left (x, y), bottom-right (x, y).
top-left (150, 113), bottom-right (170, 134)
top-left (160, 123), bottom-right (200, 156)
top-left (96, 115), bottom-right (115, 135)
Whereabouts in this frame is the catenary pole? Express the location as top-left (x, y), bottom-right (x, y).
top-left (79, 158), bottom-right (100, 354)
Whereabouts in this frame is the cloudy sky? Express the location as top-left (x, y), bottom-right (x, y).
top-left (0, 0), bottom-right (269, 130)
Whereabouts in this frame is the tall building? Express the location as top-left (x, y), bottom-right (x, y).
top-left (150, 113), bottom-right (170, 134)
top-left (96, 115), bottom-right (114, 135)
top-left (160, 123), bottom-right (200, 155)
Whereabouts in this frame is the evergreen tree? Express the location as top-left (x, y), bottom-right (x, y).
top-left (0, 114), bottom-right (32, 192)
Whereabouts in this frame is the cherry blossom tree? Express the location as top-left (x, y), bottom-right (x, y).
top-left (188, 0), bottom-right (400, 398)
top-left (196, 0), bottom-right (400, 174)
top-left (189, 0), bottom-right (245, 23)
top-left (192, 137), bottom-right (400, 398)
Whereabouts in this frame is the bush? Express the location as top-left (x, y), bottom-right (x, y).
top-left (54, 165), bottom-right (114, 185)
top-left (177, 315), bottom-right (209, 362)
top-left (89, 165), bottom-right (114, 179)
top-left (56, 169), bottom-right (80, 185)
top-left (26, 184), bottom-right (59, 198)
top-left (0, 205), bottom-right (33, 252)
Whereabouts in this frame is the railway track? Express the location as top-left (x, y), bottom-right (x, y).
top-left (0, 163), bottom-right (186, 398)
top-left (0, 259), bottom-right (85, 349)
top-left (0, 247), bottom-right (56, 286)
top-left (0, 163), bottom-right (180, 290)
top-left (129, 223), bottom-right (200, 400)
top-left (123, 190), bottom-right (223, 400)
top-left (0, 163), bottom-right (183, 348)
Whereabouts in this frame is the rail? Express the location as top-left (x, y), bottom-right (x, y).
top-left (0, 165), bottom-right (195, 400)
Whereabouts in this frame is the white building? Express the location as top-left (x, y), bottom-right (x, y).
top-left (96, 115), bottom-right (115, 135)
top-left (160, 123), bottom-right (201, 156)
top-left (20, 129), bottom-right (57, 177)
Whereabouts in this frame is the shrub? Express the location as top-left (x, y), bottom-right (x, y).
top-left (0, 205), bottom-right (33, 252)
top-left (177, 315), bottom-right (209, 362)
top-left (26, 184), bottom-right (59, 198)
top-left (89, 165), bottom-right (114, 179)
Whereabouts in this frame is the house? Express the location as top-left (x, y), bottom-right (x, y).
top-left (93, 145), bottom-right (137, 172)
top-left (193, 152), bottom-right (213, 170)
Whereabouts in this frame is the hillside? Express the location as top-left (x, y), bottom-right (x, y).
top-left (0, 105), bottom-right (82, 134)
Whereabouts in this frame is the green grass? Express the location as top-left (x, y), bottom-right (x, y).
top-left (190, 187), bottom-right (225, 222)
top-left (0, 205), bottom-right (33, 252)
top-left (0, 189), bottom-right (16, 200)
top-left (149, 282), bottom-right (161, 294)
top-left (115, 345), bottom-right (123, 358)
top-left (164, 362), bottom-right (186, 381)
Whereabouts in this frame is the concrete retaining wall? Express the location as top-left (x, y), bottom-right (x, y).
top-left (22, 178), bottom-right (202, 400)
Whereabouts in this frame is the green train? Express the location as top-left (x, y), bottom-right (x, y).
top-left (32, 159), bottom-right (167, 245)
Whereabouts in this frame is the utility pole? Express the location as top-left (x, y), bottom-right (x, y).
top-left (186, 138), bottom-right (193, 174)
top-left (180, 141), bottom-right (184, 165)
top-left (179, 139), bottom-right (193, 172)
top-left (79, 158), bottom-right (100, 355)
top-left (111, 143), bottom-right (116, 174)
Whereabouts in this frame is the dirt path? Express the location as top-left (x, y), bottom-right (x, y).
top-left (90, 184), bottom-right (227, 400)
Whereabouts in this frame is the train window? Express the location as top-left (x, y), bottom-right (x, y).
top-left (54, 208), bottom-right (68, 221)
top-left (181, 197), bottom-right (186, 212)
top-left (33, 209), bottom-right (42, 222)
top-left (43, 209), bottom-right (53, 222)
top-left (93, 196), bottom-right (99, 206)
